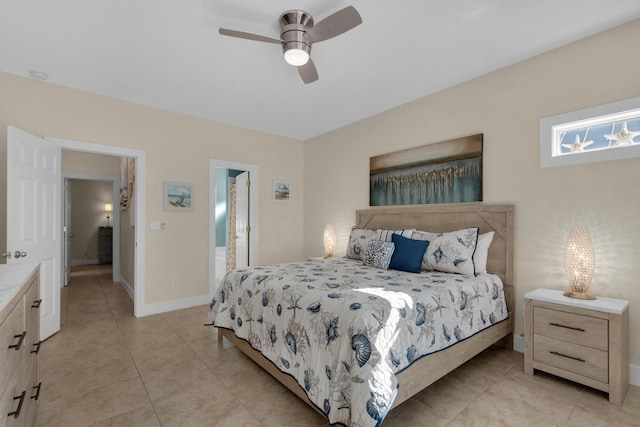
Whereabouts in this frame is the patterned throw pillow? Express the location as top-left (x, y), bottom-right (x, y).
top-left (363, 240), bottom-right (395, 270)
top-left (376, 229), bottom-right (414, 242)
top-left (345, 227), bottom-right (378, 260)
top-left (413, 228), bottom-right (479, 276)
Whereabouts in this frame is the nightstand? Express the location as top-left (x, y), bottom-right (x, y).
top-left (524, 288), bottom-right (629, 405)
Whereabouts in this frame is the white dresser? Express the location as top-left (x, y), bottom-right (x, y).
top-left (0, 263), bottom-right (41, 427)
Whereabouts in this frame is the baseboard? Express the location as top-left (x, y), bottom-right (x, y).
top-left (512, 334), bottom-right (639, 387)
top-left (136, 294), bottom-right (211, 317)
top-left (119, 276), bottom-right (134, 301)
top-left (70, 258), bottom-right (99, 266)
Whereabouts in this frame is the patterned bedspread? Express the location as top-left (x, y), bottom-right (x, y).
top-left (207, 258), bottom-right (508, 427)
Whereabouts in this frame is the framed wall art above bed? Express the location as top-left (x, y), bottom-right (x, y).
top-left (370, 134), bottom-right (483, 206)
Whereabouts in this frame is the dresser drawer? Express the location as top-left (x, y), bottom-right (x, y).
top-left (22, 360), bottom-right (41, 427)
top-left (0, 299), bottom-right (25, 390)
top-left (0, 367), bottom-right (25, 427)
top-left (534, 334), bottom-right (608, 383)
top-left (533, 306), bottom-right (608, 351)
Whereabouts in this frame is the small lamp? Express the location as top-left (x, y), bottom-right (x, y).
top-left (104, 203), bottom-right (113, 227)
top-left (563, 227), bottom-right (596, 300)
top-left (323, 224), bottom-right (335, 259)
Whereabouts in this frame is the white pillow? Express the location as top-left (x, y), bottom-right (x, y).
top-left (473, 231), bottom-right (494, 275)
top-left (376, 229), bottom-right (414, 242)
top-left (363, 240), bottom-right (395, 270)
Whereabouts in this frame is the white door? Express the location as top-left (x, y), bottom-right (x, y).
top-left (235, 172), bottom-right (249, 268)
top-left (64, 178), bottom-right (72, 286)
top-left (7, 126), bottom-right (61, 341)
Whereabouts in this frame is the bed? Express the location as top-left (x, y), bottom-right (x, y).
top-left (208, 202), bottom-right (514, 426)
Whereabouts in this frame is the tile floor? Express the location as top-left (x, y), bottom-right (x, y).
top-left (34, 264), bottom-right (639, 426)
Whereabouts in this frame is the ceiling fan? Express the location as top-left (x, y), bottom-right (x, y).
top-left (219, 6), bottom-right (362, 84)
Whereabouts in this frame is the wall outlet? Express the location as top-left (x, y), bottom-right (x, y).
top-left (172, 279), bottom-right (179, 289)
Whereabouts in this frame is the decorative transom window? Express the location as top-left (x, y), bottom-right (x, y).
top-left (540, 96), bottom-right (640, 168)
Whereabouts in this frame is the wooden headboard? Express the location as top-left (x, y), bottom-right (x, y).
top-left (356, 202), bottom-right (515, 314)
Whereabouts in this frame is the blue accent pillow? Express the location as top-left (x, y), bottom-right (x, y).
top-left (389, 234), bottom-right (430, 273)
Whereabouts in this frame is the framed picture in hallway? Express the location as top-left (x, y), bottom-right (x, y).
top-left (163, 181), bottom-right (194, 211)
top-left (272, 180), bottom-right (292, 203)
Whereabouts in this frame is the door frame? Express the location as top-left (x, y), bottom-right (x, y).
top-left (47, 137), bottom-right (146, 317)
top-left (63, 173), bottom-right (120, 284)
top-left (209, 159), bottom-right (259, 298)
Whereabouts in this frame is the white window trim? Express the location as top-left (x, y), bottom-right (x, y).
top-left (540, 96), bottom-right (640, 168)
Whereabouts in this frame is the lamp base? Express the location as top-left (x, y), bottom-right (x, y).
top-left (563, 290), bottom-right (596, 300)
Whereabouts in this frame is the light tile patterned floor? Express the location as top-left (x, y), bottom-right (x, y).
top-left (35, 265), bottom-right (639, 426)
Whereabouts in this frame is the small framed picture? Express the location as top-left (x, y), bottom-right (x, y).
top-left (272, 180), bottom-right (291, 203)
top-left (163, 181), bottom-right (194, 211)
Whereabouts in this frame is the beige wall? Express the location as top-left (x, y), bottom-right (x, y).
top-left (62, 150), bottom-right (121, 177)
top-left (0, 73), bottom-right (304, 306)
top-left (304, 20), bottom-right (640, 366)
top-left (67, 179), bottom-right (113, 261)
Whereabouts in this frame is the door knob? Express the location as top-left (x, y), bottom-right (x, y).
top-left (1, 252), bottom-right (11, 258)
top-left (14, 251), bottom-right (27, 258)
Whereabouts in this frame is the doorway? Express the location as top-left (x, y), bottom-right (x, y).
top-left (209, 159), bottom-right (259, 297)
top-left (63, 174), bottom-right (120, 287)
top-left (49, 137), bottom-right (147, 316)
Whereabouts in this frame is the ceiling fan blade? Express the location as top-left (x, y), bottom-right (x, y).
top-left (307, 6), bottom-right (362, 43)
top-left (298, 59), bottom-right (318, 84)
top-left (219, 28), bottom-right (281, 44)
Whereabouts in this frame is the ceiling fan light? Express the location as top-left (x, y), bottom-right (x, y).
top-left (284, 47), bottom-right (309, 66)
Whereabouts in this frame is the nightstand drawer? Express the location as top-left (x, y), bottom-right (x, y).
top-left (534, 334), bottom-right (608, 383)
top-left (533, 306), bottom-right (608, 351)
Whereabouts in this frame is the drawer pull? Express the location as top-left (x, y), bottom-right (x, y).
top-left (31, 340), bottom-right (42, 354)
top-left (8, 331), bottom-right (27, 350)
top-left (8, 391), bottom-right (26, 418)
top-left (549, 322), bottom-right (585, 332)
top-left (31, 383), bottom-right (42, 400)
top-left (32, 299), bottom-right (42, 308)
top-left (550, 351), bottom-right (586, 363)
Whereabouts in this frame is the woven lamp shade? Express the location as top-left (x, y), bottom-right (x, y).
top-left (563, 228), bottom-right (596, 300)
top-left (323, 224), bottom-right (335, 258)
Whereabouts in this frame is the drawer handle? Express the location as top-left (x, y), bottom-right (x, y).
top-left (550, 351), bottom-right (586, 363)
top-left (8, 391), bottom-right (26, 418)
top-left (31, 383), bottom-right (42, 401)
top-left (31, 340), bottom-right (42, 354)
top-left (32, 299), bottom-right (42, 308)
top-left (8, 332), bottom-right (27, 350)
top-left (549, 322), bottom-right (585, 332)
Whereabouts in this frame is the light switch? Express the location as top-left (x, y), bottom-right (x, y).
top-left (150, 221), bottom-right (164, 231)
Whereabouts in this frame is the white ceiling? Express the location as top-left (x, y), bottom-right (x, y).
top-left (1, 1), bottom-right (639, 140)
